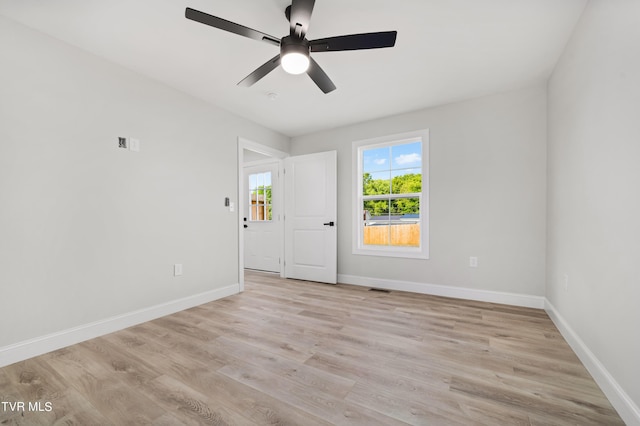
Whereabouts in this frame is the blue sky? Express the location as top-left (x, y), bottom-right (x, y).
top-left (248, 171), bottom-right (271, 190)
top-left (363, 141), bottom-right (422, 174)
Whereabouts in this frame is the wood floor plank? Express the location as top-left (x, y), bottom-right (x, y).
top-left (454, 392), bottom-right (534, 426)
top-left (128, 321), bottom-right (232, 368)
top-left (158, 361), bottom-right (332, 426)
top-left (0, 270), bottom-right (624, 425)
top-left (344, 381), bottom-right (469, 426)
top-left (142, 374), bottom-right (253, 425)
top-left (210, 336), bottom-right (356, 399)
top-left (23, 387), bottom-right (112, 426)
top-left (217, 361), bottom-right (405, 425)
top-left (0, 357), bottom-right (68, 403)
top-left (304, 350), bottom-right (451, 394)
top-left (449, 375), bottom-right (623, 425)
top-left (190, 310), bottom-right (316, 364)
top-left (77, 337), bottom-right (163, 387)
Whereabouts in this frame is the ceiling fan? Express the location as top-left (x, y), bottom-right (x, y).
top-left (185, 0), bottom-right (397, 94)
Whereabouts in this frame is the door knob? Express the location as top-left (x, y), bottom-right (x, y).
top-left (243, 224), bottom-right (248, 228)
top-left (323, 221), bottom-right (335, 227)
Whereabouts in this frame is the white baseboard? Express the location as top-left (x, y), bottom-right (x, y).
top-left (338, 274), bottom-right (545, 309)
top-left (545, 300), bottom-right (640, 426)
top-left (0, 284), bottom-right (239, 368)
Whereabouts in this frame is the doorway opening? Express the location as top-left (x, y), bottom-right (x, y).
top-left (238, 139), bottom-right (338, 291)
top-left (244, 161), bottom-right (280, 273)
top-left (237, 138), bottom-right (287, 292)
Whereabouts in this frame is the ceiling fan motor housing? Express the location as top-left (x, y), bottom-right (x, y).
top-left (281, 36), bottom-right (310, 57)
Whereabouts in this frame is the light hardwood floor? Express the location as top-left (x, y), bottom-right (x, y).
top-left (0, 270), bottom-right (623, 425)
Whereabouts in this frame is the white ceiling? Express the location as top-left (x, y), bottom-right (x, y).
top-left (0, 0), bottom-right (587, 137)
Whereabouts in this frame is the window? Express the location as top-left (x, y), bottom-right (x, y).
top-left (248, 171), bottom-right (272, 221)
top-left (352, 130), bottom-right (429, 258)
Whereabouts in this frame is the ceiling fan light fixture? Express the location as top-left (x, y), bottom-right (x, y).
top-left (280, 36), bottom-right (310, 75)
top-left (281, 52), bottom-right (309, 74)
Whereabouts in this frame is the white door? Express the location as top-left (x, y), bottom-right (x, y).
top-left (244, 162), bottom-right (281, 273)
top-left (284, 151), bottom-right (337, 284)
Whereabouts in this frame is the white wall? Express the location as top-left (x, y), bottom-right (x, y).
top-left (547, 0), bottom-right (640, 420)
top-left (0, 16), bottom-right (289, 350)
top-left (291, 85), bottom-right (547, 301)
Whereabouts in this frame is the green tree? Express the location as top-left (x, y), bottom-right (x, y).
top-left (392, 173), bottom-right (421, 194)
top-left (363, 173), bottom-right (421, 216)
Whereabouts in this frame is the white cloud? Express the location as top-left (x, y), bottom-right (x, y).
top-left (395, 153), bottom-right (421, 165)
top-left (373, 158), bottom-right (387, 165)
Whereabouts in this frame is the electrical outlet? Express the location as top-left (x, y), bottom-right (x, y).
top-left (469, 256), bottom-right (478, 268)
top-left (174, 264), bottom-right (183, 276)
top-left (118, 137), bottom-right (127, 149)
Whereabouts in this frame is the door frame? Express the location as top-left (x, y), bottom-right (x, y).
top-left (237, 138), bottom-right (288, 292)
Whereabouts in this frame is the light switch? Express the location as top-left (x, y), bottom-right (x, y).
top-left (229, 202), bottom-right (235, 212)
top-left (174, 264), bottom-right (183, 276)
top-left (129, 138), bottom-right (140, 152)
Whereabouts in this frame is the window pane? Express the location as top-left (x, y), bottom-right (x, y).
top-left (248, 171), bottom-right (273, 221)
top-left (363, 146), bottom-right (391, 173)
top-left (363, 170), bottom-right (391, 195)
top-left (363, 221), bottom-right (390, 246)
top-left (265, 186), bottom-right (272, 205)
top-left (363, 200), bottom-right (389, 246)
top-left (390, 198), bottom-right (420, 247)
top-left (249, 189), bottom-right (257, 221)
top-left (391, 141), bottom-right (422, 171)
top-left (390, 222), bottom-right (420, 247)
top-left (267, 205), bottom-right (272, 221)
top-left (391, 197), bottom-right (420, 216)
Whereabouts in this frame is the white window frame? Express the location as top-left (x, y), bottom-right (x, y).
top-left (352, 129), bottom-right (429, 259)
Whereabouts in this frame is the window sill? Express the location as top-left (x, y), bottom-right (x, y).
top-left (352, 247), bottom-right (429, 260)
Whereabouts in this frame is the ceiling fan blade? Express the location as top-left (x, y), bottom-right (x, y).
top-left (185, 8), bottom-right (280, 46)
top-left (237, 55), bottom-right (282, 87)
top-left (289, 0), bottom-right (315, 38)
top-left (310, 31), bottom-right (397, 52)
top-left (307, 57), bottom-right (336, 94)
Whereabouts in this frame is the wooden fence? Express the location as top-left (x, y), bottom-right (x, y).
top-left (364, 223), bottom-right (420, 247)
